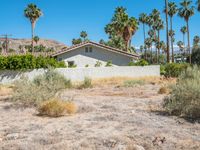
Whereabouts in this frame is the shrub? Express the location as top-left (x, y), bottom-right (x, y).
top-left (163, 66), bottom-right (200, 119)
top-left (85, 64), bottom-right (89, 67)
top-left (105, 61), bottom-right (112, 67)
top-left (79, 77), bottom-right (92, 89)
top-left (0, 54), bottom-right (66, 70)
top-left (158, 86), bottom-right (168, 94)
top-left (12, 69), bottom-right (71, 106)
top-left (37, 99), bottom-right (77, 117)
top-left (95, 61), bottom-right (102, 67)
top-left (123, 80), bottom-right (145, 87)
top-left (162, 63), bottom-right (189, 78)
top-left (128, 59), bottom-right (149, 66)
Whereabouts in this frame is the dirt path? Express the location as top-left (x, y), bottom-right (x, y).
top-left (0, 84), bottom-right (200, 150)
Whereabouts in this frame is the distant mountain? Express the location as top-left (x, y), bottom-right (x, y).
top-left (0, 38), bottom-right (67, 52)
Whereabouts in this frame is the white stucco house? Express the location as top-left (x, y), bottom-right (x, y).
top-left (51, 41), bottom-right (139, 67)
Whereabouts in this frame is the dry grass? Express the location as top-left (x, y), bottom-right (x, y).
top-left (37, 98), bottom-right (77, 117)
top-left (0, 85), bottom-right (13, 97)
top-left (93, 76), bottom-right (162, 87)
top-left (158, 86), bottom-right (169, 94)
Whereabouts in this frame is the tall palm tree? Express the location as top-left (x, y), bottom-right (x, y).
top-left (169, 30), bottom-right (175, 62)
top-left (165, 0), bottom-right (170, 63)
top-left (149, 9), bottom-right (159, 63)
top-left (168, 2), bottom-right (178, 62)
top-left (24, 4), bottom-right (43, 52)
top-left (154, 19), bottom-right (164, 63)
top-left (139, 13), bottom-right (148, 58)
top-left (178, 0), bottom-right (195, 64)
top-left (145, 37), bottom-right (153, 62)
top-left (180, 26), bottom-right (187, 47)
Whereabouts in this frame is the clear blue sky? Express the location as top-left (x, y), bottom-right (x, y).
top-left (0, 0), bottom-right (199, 47)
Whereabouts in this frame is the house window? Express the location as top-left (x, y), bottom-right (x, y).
top-left (85, 47), bottom-right (89, 53)
top-left (89, 47), bottom-right (93, 52)
top-left (85, 47), bottom-right (93, 53)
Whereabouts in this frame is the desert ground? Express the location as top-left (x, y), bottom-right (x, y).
top-left (0, 79), bottom-right (200, 150)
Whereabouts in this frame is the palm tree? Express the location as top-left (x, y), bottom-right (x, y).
top-left (165, 0), bottom-right (170, 63)
top-left (180, 26), bottom-right (187, 47)
top-left (154, 19), bottom-right (164, 63)
top-left (122, 17), bottom-right (139, 51)
top-left (169, 30), bottom-right (175, 62)
top-left (105, 7), bottom-right (138, 52)
top-left (24, 4), bottom-right (43, 52)
top-left (168, 2), bottom-right (178, 62)
top-left (151, 9), bottom-right (161, 63)
top-left (80, 31), bottom-right (88, 41)
top-left (178, 0), bottom-right (195, 64)
top-left (139, 13), bottom-right (148, 58)
top-left (193, 36), bottom-right (200, 48)
top-left (145, 37), bottom-right (153, 62)
top-left (33, 36), bottom-right (40, 45)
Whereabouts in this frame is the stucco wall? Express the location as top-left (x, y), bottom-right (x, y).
top-left (56, 45), bottom-right (135, 67)
top-left (0, 66), bottom-right (160, 84)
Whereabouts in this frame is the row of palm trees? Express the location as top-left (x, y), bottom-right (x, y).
top-left (23, 1), bottom-right (200, 64)
top-left (139, 0), bottom-right (199, 64)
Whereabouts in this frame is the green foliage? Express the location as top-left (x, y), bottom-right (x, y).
top-left (105, 61), bottom-right (112, 67)
top-left (79, 77), bottom-right (92, 89)
top-left (123, 80), bottom-right (145, 87)
top-left (162, 63), bottom-right (190, 78)
top-left (12, 69), bottom-right (71, 106)
top-left (0, 54), bottom-right (66, 70)
top-left (192, 47), bottom-right (200, 65)
top-left (95, 61), bottom-right (102, 67)
top-left (160, 65), bottom-right (166, 76)
top-left (128, 59), bottom-right (149, 66)
top-left (163, 66), bottom-right (200, 119)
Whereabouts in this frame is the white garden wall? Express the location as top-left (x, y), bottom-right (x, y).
top-left (0, 66), bottom-right (160, 84)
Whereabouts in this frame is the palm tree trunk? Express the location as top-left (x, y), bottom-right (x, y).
top-left (165, 0), bottom-right (170, 63)
top-left (170, 17), bottom-right (174, 63)
top-left (186, 20), bottom-right (191, 64)
top-left (31, 22), bottom-right (35, 52)
top-left (143, 23), bottom-right (147, 60)
top-left (151, 46), bottom-right (153, 63)
top-left (157, 30), bottom-right (160, 63)
top-left (154, 30), bottom-right (158, 64)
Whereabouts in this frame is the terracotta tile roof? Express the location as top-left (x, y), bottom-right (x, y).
top-left (51, 41), bottom-right (139, 59)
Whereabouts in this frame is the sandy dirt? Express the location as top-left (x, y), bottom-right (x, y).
top-left (0, 83), bottom-right (200, 150)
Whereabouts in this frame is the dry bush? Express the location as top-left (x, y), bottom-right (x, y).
top-left (163, 66), bottom-right (200, 119)
top-left (123, 80), bottom-right (145, 87)
top-left (158, 86), bottom-right (168, 94)
top-left (79, 77), bottom-right (92, 89)
top-left (38, 98), bottom-right (77, 117)
top-left (12, 69), bottom-right (71, 106)
top-left (65, 101), bottom-right (77, 114)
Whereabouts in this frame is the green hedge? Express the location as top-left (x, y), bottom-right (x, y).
top-left (128, 59), bottom-right (149, 66)
top-left (161, 63), bottom-right (190, 78)
top-left (0, 54), bottom-right (66, 70)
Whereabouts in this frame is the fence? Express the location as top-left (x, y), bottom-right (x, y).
top-left (0, 65), bottom-right (160, 84)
